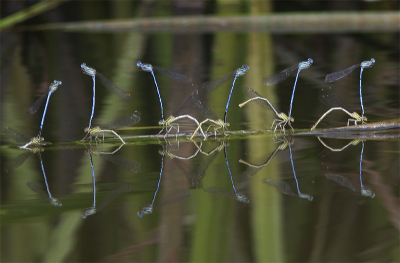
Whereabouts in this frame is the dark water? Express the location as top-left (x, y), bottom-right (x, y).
top-left (1, 1), bottom-right (400, 262)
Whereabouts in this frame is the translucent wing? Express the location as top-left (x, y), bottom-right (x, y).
top-left (325, 64), bottom-right (361, 83)
top-left (27, 90), bottom-right (50, 115)
top-left (325, 173), bottom-right (358, 191)
top-left (96, 72), bottom-right (131, 101)
top-left (100, 154), bottom-right (141, 173)
top-left (201, 71), bottom-right (236, 91)
top-left (99, 111), bottom-right (141, 130)
top-left (153, 66), bottom-right (192, 82)
top-left (263, 64), bottom-right (298, 86)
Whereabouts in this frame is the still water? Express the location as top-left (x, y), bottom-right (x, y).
top-left (1, 4), bottom-right (399, 263)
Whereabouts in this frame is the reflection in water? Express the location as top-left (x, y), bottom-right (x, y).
top-left (138, 190), bottom-right (192, 218)
top-left (137, 149), bottom-right (192, 218)
top-left (163, 141), bottom-right (224, 188)
top-left (222, 144), bottom-right (249, 203)
top-left (202, 143), bottom-right (249, 203)
top-left (27, 151), bottom-right (62, 206)
top-left (239, 137), bottom-right (292, 177)
top-left (317, 136), bottom-right (361, 152)
top-left (137, 153), bottom-right (164, 218)
top-left (324, 140), bottom-right (374, 197)
top-left (262, 139), bottom-right (313, 200)
top-left (358, 141), bottom-right (374, 197)
top-left (4, 146), bottom-right (43, 173)
top-left (82, 151), bottom-right (131, 218)
top-left (85, 144), bottom-right (141, 173)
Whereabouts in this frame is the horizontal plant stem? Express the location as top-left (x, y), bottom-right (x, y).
top-left (0, 0), bottom-right (69, 31)
top-left (16, 11), bottom-right (400, 33)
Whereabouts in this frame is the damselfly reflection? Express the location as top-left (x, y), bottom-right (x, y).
top-left (239, 137), bottom-right (292, 178)
top-left (137, 61), bottom-right (192, 122)
top-left (204, 145), bottom-right (249, 203)
top-left (81, 63), bottom-right (131, 130)
top-left (263, 58), bottom-right (313, 122)
top-left (201, 65), bottom-right (249, 123)
top-left (82, 151), bottom-right (131, 218)
top-left (239, 88), bottom-right (294, 132)
top-left (325, 58), bottom-right (375, 119)
top-left (262, 141), bottom-right (313, 200)
top-left (137, 190), bottom-right (192, 218)
top-left (85, 144), bottom-right (141, 174)
top-left (318, 138), bottom-right (374, 197)
top-left (311, 87), bottom-right (367, 130)
top-left (137, 152), bottom-right (164, 218)
top-left (26, 150), bottom-right (62, 206)
top-left (325, 174), bottom-right (374, 197)
top-left (317, 137), bottom-right (361, 152)
top-left (3, 147), bottom-right (42, 173)
top-left (82, 183), bottom-right (131, 218)
top-left (27, 80), bottom-right (62, 140)
top-left (325, 141), bottom-right (375, 198)
top-left (2, 127), bottom-right (47, 171)
top-left (83, 111), bottom-right (141, 144)
top-left (161, 141), bottom-right (225, 188)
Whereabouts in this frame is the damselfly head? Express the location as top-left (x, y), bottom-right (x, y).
top-left (236, 194), bottom-right (250, 203)
top-left (290, 117), bottom-right (294, 122)
top-left (361, 58), bottom-right (375, 68)
top-left (49, 80), bottom-right (62, 92)
top-left (299, 58), bottom-right (313, 69)
top-left (158, 119), bottom-right (165, 125)
top-left (50, 198), bottom-right (62, 207)
top-left (361, 186), bottom-right (375, 198)
top-left (81, 63), bottom-right (96, 76)
top-left (236, 65), bottom-right (249, 76)
top-left (137, 61), bottom-right (153, 72)
top-left (137, 204), bottom-right (153, 218)
top-left (300, 193), bottom-right (313, 201)
top-left (82, 207), bottom-right (96, 218)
